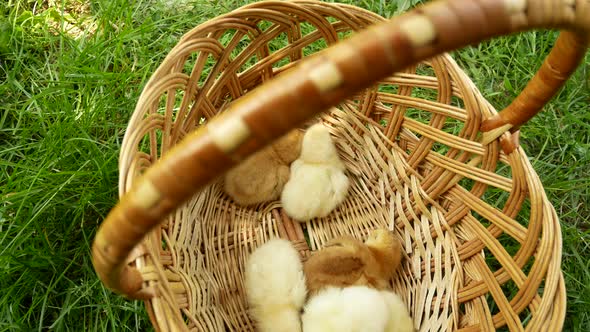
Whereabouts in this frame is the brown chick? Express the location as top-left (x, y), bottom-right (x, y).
top-left (224, 129), bottom-right (304, 206)
top-left (365, 228), bottom-right (403, 285)
top-left (303, 229), bottom-right (402, 295)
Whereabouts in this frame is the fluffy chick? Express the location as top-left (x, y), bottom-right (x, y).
top-left (302, 286), bottom-right (414, 332)
top-left (365, 229), bottom-right (403, 285)
top-left (224, 129), bottom-right (304, 206)
top-left (381, 291), bottom-right (415, 332)
top-left (281, 123), bottom-right (349, 221)
top-left (245, 239), bottom-right (307, 332)
top-left (303, 229), bottom-right (402, 295)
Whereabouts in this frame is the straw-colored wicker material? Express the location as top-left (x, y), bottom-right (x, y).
top-left (91, 0), bottom-right (590, 331)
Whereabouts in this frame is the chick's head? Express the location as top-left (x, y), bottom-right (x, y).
top-left (365, 229), bottom-right (397, 249)
top-left (300, 123), bottom-right (340, 164)
top-left (364, 229), bottom-right (403, 280)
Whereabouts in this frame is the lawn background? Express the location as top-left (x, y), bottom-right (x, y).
top-left (1, 0), bottom-right (589, 330)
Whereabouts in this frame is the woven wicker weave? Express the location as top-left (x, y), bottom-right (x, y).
top-left (91, 0), bottom-right (590, 331)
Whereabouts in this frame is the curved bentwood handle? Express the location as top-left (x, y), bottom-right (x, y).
top-left (92, 0), bottom-right (589, 299)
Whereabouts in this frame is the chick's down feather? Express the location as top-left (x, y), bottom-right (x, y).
top-left (381, 291), bottom-right (415, 332)
top-left (224, 129), bottom-right (303, 206)
top-left (303, 230), bottom-right (403, 294)
top-left (245, 239), bottom-right (307, 332)
top-left (281, 124), bottom-right (349, 221)
top-left (302, 286), bottom-right (414, 332)
top-left (302, 286), bottom-right (388, 332)
top-left (303, 236), bottom-right (371, 294)
top-left (364, 229), bottom-right (403, 286)
top-left (298, 123), bottom-right (343, 165)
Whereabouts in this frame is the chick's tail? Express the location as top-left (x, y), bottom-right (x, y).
top-left (245, 239), bottom-right (307, 332)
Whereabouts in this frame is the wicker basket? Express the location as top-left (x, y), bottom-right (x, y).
top-left (91, 0), bottom-right (590, 331)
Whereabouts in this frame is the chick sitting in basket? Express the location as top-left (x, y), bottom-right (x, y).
top-left (281, 122), bottom-right (350, 221)
top-left (224, 121), bottom-right (350, 221)
top-left (224, 129), bottom-right (304, 206)
top-left (244, 229), bottom-right (414, 332)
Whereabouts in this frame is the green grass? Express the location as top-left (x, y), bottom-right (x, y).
top-left (1, 0), bottom-right (589, 330)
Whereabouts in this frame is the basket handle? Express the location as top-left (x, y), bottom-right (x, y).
top-left (480, 29), bottom-right (587, 144)
top-left (92, 0), bottom-right (589, 299)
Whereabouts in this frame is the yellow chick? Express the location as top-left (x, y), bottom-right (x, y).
top-left (303, 229), bottom-right (402, 295)
top-left (244, 239), bottom-right (307, 332)
top-left (382, 290), bottom-right (415, 332)
top-left (301, 286), bottom-right (414, 332)
top-left (281, 123), bottom-right (349, 221)
top-left (224, 129), bottom-right (304, 206)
